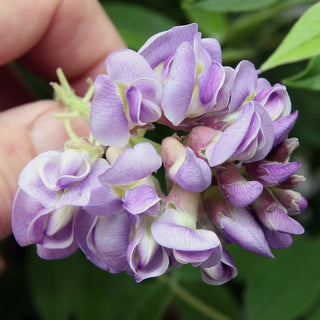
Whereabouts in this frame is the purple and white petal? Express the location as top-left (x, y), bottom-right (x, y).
top-left (216, 163), bottom-right (263, 207)
top-left (18, 151), bottom-right (59, 207)
top-left (228, 60), bottom-right (258, 112)
top-left (123, 185), bottom-right (160, 215)
top-left (262, 227), bottom-right (293, 249)
top-left (169, 147), bottom-right (212, 192)
top-left (126, 86), bottom-right (143, 124)
top-left (253, 190), bottom-right (305, 234)
top-left (90, 74), bottom-right (129, 147)
top-left (193, 32), bottom-right (212, 70)
top-left (173, 249), bottom-right (215, 266)
top-left (75, 211), bottom-right (130, 273)
top-left (102, 142), bottom-right (162, 185)
top-left (272, 188), bottom-right (308, 215)
top-left (36, 239), bottom-right (78, 259)
top-left (12, 189), bottom-right (48, 246)
top-left (139, 98), bottom-right (162, 124)
top-left (83, 184), bottom-right (123, 216)
top-left (246, 103), bottom-right (274, 163)
top-left (272, 111), bottom-right (298, 148)
top-left (246, 160), bottom-right (301, 186)
top-left (256, 203), bottom-right (304, 235)
top-left (198, 61), bottom-right (225, 105)
top-left (219, 207), bottom-right (273, 257)
top-left (128, 218), bottom-right (169, 282)
top-left (201, 249), bottom-right (238, 285)
top-left (106, 49), bottom-right (155, 83)
top-left (255, 83), bottom-right (291, 120)
top-left (201, 38), bottom-right (222, 63)
top-left (45, 206), bottom-right (76, 238)
top-left (126, 80), bottom-right (162, 125)
top-left (206, 103), bottom-right (255, 167)
top-left (162, 42), bottom-right (196, 125)
top-left (139, 23), bottom-right (198, 68)
top-left (151, 208), bottom-right (221, 252)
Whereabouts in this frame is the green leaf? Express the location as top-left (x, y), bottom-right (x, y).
top-left (283, 55), bottom-right (320, 91)
top-left (182, 0), bottom-right (278, 13)
top-left (227, 243), bottom-right (272, 282)
top-left (173, 281), bottom-right (238, 320)
top-left (222, 48), bottom-right (256, 64)
top-left (245, 237), bottom-right (320, 320)
top-left (182, 5), bottom-right (228, 39)
top-left (101, 2), bottom-right (176, 50)
top-left (168, 267), bottom-right (238, 320)
top-left (307, 300), bottom-right (320, 320)
top-left (27, 249), bottom-right (172, 320)
top-left (261, 2), bottom-right (320, 71)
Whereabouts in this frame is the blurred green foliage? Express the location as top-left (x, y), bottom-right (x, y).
top-left (1, 0), bottom-right (320, 320)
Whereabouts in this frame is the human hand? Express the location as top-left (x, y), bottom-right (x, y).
top-left (0, 0), bottom-right (125, 240)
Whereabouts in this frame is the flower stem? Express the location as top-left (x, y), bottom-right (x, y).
top-left (160, 275), bottom-right (233, 320)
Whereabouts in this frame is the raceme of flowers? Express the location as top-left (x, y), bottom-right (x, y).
top-left (12, 24), bottom-right (307, 285)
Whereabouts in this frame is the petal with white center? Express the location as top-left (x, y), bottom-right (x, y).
top-left (139, 23), bottom-right (198, 68)
top-left (102, 142), bottom-right (162, 185)
top-left (162, 42), bottom-right (196, 126)
top-left (90, 74), bottom-right (129, 147)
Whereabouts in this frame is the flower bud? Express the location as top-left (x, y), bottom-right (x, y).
top-left (204, 186), bottom-right (273, 257)
top-left (252, 189), bottom-right (304, 234)
top-left (246, 160), bottom-right (301, 186)
top-left (272, 188), bottom-right (308, 215)
top-left (216, 162), bottom-right (263, 207)
top-left (188, 126), bottom-right (221, 161)
top-left (278, 174), bottom-right (306, 189)
top-left (267, 138), bottom-right (299, 163)
top-left (161, 137), bottom-right (212, 192)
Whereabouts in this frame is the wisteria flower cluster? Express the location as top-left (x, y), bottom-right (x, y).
top-left (12, 24), bottom-right (307, 285)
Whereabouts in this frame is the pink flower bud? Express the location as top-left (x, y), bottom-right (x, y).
top-left (188, 126), bottom-right (221, 160)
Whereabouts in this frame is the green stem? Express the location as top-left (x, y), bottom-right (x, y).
top-left (64, 119), bottom-right (80, 142)
top-left (220, 0), bottom-right (316, 45)
top-left (160, 275), bottom-right (232, 320)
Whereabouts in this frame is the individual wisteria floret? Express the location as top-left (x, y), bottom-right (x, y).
top-left (12, 23), bottom-right (307, 286)
top-left (12, 139), bottom-right (106, 259)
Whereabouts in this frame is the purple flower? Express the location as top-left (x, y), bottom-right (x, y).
top-left (74, 142), bottom-right (167, 280)
top-left (11, 23), bottom-right (308, 287)
top-left (216, 162), bottom-right (263, 207)
top-left (252, 189), bottom-right (304, 235)
top-left (83, 142), bottom-right (162, 219)
top-left (151, 185), bottom-right (223, 267)
top-left (75, 210), bottom-right (131, 273)
top-left (186, 59), bottom-right (296, 166)
top-left (201, 249), bottom-right (238, 285)
top-left (188, 102), bottom-right (274, 167)
top-left (204, 186), bottom-right (273, 257)
top-left (12, 143), bottom-right (107, 259)
top-left (90, 49), bottom-right (162, 147)
top-left (246, 159), bottom-right (301, 186)
top-left (139, 24), bottom-right (224, 126)
top-left (161, 136), bottom-right (212, 192)
top-left (127, 216), bottom-right (170, 282)
top-left (220, 60), bottom-right (291, 118)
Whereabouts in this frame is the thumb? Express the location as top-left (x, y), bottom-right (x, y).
top-left (0, 100), bottom-right (89, 239)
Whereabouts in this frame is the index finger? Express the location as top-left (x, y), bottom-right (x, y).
top-left (0, 0), bottom-right (125, 93)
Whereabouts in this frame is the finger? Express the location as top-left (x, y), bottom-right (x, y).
top-left (0, 100), bottom-right (89, 239)
top-left (0, 0), bottom-right (125, 96)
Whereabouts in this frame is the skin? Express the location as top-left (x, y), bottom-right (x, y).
top-left (0, 0), bottom-right (126, 240)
